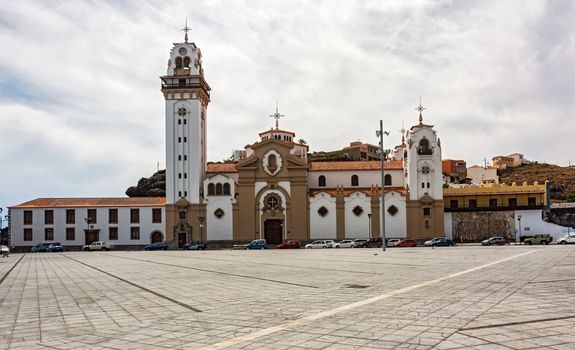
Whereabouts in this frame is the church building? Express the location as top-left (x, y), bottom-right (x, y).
top-left (160, 34), bottom-right (445, 247)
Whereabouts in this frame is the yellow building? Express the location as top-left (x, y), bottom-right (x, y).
top-left (444, 182), bottom-right (547, 211)
top-left (443, 182), bottom-right (548, 242)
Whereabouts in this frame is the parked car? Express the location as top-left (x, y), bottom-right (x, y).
top-left (305, 240), bottom-right (330, 249)
top-left (425, 237), bottom-right (455, 247)
top-left (557, 234), bottom-right (575, 245)
top-left (1, 245), bottom-right (10, 257)
top-left (394, 239), bottom-right (417, 247)
top-left (184, 240), bottom-right (208, 250)
top-left (324, 240), bottom-right (335, 248)
top-left (353, 239), bottom-right (369, 248)
top-left (31, 242), bottom-right (51, 253)
top-left (481, 237), bottom-right (509, 246)
top-left (246, 239), bottom-right (267, 250)
top-left (366, 237), bottom-right (383, 248)
top-left (47, 242), bottom-right (64, 252)
top-left (424, 237), bottom-right (443, 246)
top-left (333, 240), bottom-right (355, 248)
top-left (82, 241), bottom-right (112, 251)
top-left (523, 234), bottom-right (552, 245)
top-left (386, 239), bottom-right (400, 247)
top-left (144, 242), bottom-right (168, 251)
top-left (277, 240), bottom-right (300, 249)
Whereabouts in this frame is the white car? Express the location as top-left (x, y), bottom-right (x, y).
top-left (0, 245), bottom-right (10, 257)
top-left (557, 234), bottom-right (575, 245)
top-left (333, 240), bottom-right (354, 248)
top-left (305, 241), bottom-right (333, 249)
top-left (386, 239), bottom-right (400, 247)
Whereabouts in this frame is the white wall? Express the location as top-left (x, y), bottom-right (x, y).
top-left (383, 191), bottom-right (407, 238)
top-left (309, 192), bottom-right (337, 239)
top-left (344, 192), bottom-right (371, 238)
top-left (515, 210), bottom-right (571, 241)
top-left (205, 175), bottom-right (235, 241)
top-left (444, 212), bottom-right (453, 239)
top-left (10, 206), bottom-right (165, 247)
top-left (308, 169), bottom-right (404, 189)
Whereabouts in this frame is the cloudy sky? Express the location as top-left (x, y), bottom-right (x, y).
top-left (1, 0), bottom-right (574, 213)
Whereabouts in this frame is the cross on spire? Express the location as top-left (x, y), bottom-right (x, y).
top-left (399, 121), bottom-right (406, 144)
top-left (181, 19), bottom-right (191, 43)
top-left (270, 102), bottom-right (284, 130)
top-left (415, 97), bottom-right (426, 125)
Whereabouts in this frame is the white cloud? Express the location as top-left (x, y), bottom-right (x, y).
top-left (1, 0), bottom-right (574, 210)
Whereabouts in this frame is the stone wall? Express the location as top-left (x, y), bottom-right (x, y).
top-left (452, 211), bottom-right (515, 242)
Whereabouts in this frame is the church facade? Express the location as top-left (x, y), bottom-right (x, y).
top-left (161, 36), bottom-right (445, 247)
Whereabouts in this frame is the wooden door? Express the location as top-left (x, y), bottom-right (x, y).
top-left (264, 220), bottom-right (283, 245)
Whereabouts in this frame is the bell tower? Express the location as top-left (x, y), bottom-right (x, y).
top-left (161, 24), bottom-right (210, 246)
top-left (404, 100), bottom-right (444, 239)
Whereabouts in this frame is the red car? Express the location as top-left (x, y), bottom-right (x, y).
top-left (394, 239), bottom-right (417, 247)
top-left (277, 240), bottom-right (301, 249)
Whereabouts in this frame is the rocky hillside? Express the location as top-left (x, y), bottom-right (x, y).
top-left (499, 163), bottom-right (575, 201)
top-left (126, 170), bottom-right (166, 197)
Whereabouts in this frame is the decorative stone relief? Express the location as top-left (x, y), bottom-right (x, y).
top-left (318, 206), bottom-right (328, 217)
top-left (262, 149), bottom-right (283, 176)
top-left (214, 208), bottom-right (224, 219)
top-left (352, 206), bottom-right (363, 217)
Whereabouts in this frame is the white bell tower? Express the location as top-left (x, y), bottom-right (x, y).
top-left (161, 24), bottom-right (211, 205)
top-left (404, 100), bottom-right (445, 239)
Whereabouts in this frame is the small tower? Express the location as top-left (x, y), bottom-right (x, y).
top-left (404, 100), bottom-right (444, 239)
top-left (161, 23), bottom-right (211, 247)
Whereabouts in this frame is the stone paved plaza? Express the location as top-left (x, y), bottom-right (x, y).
top-left (1, 246), bottom-right (574, 349)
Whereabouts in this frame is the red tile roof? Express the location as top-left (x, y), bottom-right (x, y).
top-left (10, 197), bottom-right (166, 209)
top-left (207, 163), bottom-right (237, 173)
top-left (309, 160), bottom-right (402, 171)
top-left (309, 187), bottom-right (407, 197)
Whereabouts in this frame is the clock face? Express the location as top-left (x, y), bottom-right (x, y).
top-left (178, 47), bottom-right (187, 55)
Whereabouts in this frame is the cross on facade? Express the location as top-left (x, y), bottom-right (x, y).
top-left (181, 19), bottom-right (191, 43)
top-left (270, 102), bottom-right (284, 130)
top-left (267, 196), bottom-right (278, 210)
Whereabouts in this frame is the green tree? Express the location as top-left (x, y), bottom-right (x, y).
top-left (567, 193), bottom-right (575, 202)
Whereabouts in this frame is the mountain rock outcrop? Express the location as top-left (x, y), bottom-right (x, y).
top-left (125, 170), bottom-right (166, 197)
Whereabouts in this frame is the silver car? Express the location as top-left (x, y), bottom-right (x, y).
top-left (386, 239), bottom-right (400, 247)
top-left (333, 240), bottom-right (354, 248)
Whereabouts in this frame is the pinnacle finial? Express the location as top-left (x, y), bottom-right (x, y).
top-left (181, 19), bottom-right (191, 43)
top-left (415, 97), bottom-right (426, 125)
top-left (400, 121), bottom-right (406, 144)
top-left (270, 102), bottom-right (284, 130)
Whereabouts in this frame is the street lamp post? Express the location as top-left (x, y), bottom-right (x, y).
top-left (368, 213), bottom-right (372, 239)
top-left (376, 120), bottom-right (389, 252)
top-left (517, 215), bottom-right (522, 244)
top-left (198, 216), bottom-right (205, 241)
top-left (486, 212), bottom-right (491, 237)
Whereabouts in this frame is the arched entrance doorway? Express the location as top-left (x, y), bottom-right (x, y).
top-left (264, 220), bottom-right (283, 245)
top-left (150, 231), bottom-right (163, 243)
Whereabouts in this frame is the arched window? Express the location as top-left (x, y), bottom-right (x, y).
top-left (318, 175), bottom-right (326, 187)
top-left (208, 183), bottom-right (215, 195)
top-left (418, 138), bottom-right (432, 155)
top-left (175, 57), bottom-right (183, 69)
top-left (351, 175), bottom-right (359, 187)
top-left (223, 183), bottom-right (231, 195)
top-left (183, 56), bottom-right (190, 68)
top-left (384, 174), bottom-right (392, 186)
top-left (215, 183), bottom-right (223, 195)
